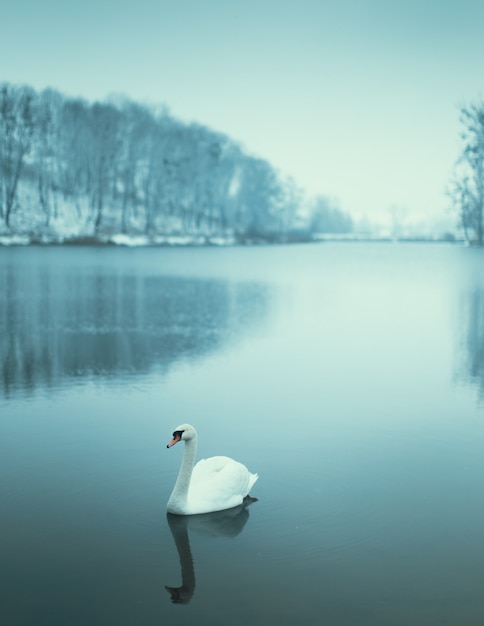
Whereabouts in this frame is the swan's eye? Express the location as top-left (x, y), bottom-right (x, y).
top-left (173, 430), bottom-right (184, 438)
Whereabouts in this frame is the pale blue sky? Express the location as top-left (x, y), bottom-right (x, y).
top-left (2, 0), bottom-right (483, 226)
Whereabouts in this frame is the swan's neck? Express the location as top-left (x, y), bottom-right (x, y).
top-left (167, 437), bottom-right (197, 514)
top-left (165, 514), bottom-right (196, 603)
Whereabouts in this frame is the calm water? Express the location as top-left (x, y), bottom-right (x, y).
top-left (1, 243), bottom-right (484, 626)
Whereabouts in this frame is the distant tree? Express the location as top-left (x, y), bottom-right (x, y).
top-left (88, 102), bottom-right (121, 230)
top-left (235, 156), bottom-right (282, 238)
top-left (57, 97), bottom-right (92, 214)
top-left (141, 113), bottom-right (173, 235)
top-left (276, 177), bottom-right (304, 241)
top-left (33, 88), bottom-right (62, 226)
top-left (450, 102), bottom-right (484, 244)
top-left (116, 99), bottom-right (154, 232)
top-left (0, 84), bottom-right (35, 228)
top-left (309, 195), bottom-right (353, 234)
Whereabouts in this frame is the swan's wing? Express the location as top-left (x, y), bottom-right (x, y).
top-left (187, 456), bottom-right (257, 513)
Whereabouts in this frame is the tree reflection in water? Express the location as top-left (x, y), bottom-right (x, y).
top-left (460, 288), bottom-right (484, 398)
top-left (0, 255), bottom-right (271, 396)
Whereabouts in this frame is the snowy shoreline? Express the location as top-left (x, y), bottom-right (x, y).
top-left (0, 232), bottom-right (461, 248)
top-left (0, 232), bottom-right (319, 248)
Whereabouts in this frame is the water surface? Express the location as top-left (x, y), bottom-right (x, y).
top-left (1, 243), bottom-right (484, 625)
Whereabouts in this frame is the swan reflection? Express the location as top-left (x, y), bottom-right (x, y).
top-left (165, 498), bottom-right (256, 604)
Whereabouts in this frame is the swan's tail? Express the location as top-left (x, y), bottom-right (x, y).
top-left (247, 472), bottom-right (259, 494)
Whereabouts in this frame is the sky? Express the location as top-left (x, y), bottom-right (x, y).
top-left (2, 0), bottom-right (484, 229)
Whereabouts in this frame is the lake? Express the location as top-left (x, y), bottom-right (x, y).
top-left (1, 242), bottom-right (484, 626)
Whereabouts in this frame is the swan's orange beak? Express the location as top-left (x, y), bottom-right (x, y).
top-left (167, 433), bottom-right (182, 448)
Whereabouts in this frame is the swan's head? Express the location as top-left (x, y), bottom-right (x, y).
top-left (166, 424), bottom-right (197, 448)
top-left (165, 584), bottom-right (194, 604)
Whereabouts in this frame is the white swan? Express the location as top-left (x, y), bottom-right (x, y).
top-left (166, 424), bottom-right (258, 515)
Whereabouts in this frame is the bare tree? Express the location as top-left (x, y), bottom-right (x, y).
top-left (0, 84), bottom-right (35, 228)
top-left (309, 195), bottom-right (353, 235)
top-left (58, 97), bottom-right (92, 217)
top-left (450, 102), bottom-right (484, 244)
top-left (88, 103), bottom-right (121, 231)
top-left (115, 99), bottom-right (154, 232)
top-left (33, 89), bottom-right (63, 226)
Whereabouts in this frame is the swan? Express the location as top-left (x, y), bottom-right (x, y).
top-left (166, 424), bottom-right (258, 515)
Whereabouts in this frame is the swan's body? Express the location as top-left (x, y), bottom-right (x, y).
top-left (166, 424), bottom-right (258, 515)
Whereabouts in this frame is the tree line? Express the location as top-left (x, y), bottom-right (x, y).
top-left (0, 82), bottom-right (352, 243)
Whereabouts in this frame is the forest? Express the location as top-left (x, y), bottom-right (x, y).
top-left (0, 83), bottom-right (352, 245)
